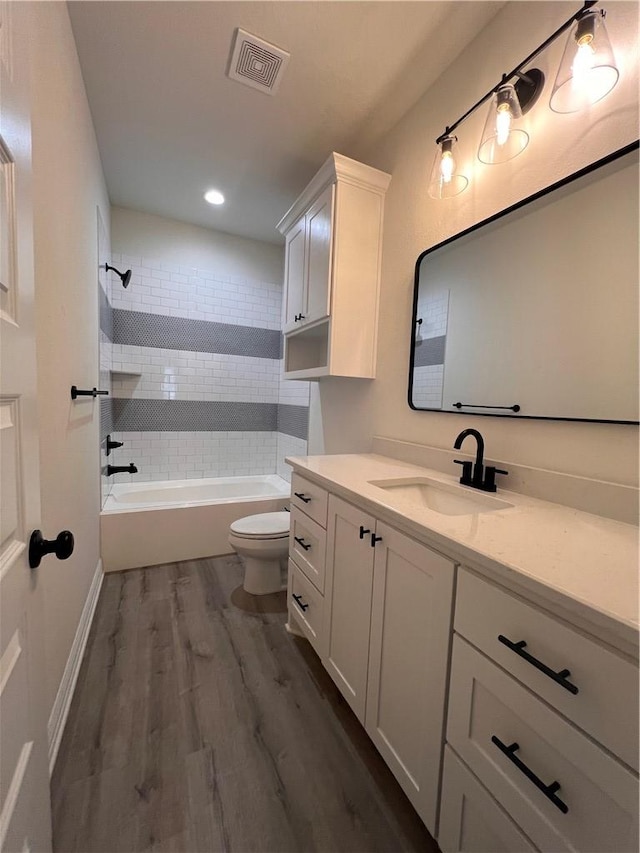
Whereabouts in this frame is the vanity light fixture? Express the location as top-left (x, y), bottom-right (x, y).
top-left (428, 135), bottom-right (468, 199)
top-left (430, 1), bottom-right (619, 198)
top-left (204, 189), bottom-right (225, 205)
top-left (477, 75), bottom-right (542, 165)
top-left (550, 7), bottom-right (619, 113)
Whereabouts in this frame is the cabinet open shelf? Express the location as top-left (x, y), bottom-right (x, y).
top-left (284, 321), bottom-right (329, 379)
top-left (109, 368), bottom-right (142, 377)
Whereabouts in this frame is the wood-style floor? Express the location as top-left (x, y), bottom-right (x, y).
top-left (52, 556), bottom-right (440, 853)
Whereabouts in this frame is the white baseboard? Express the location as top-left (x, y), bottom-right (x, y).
top-left (47, 559), bottom-right (103, 775)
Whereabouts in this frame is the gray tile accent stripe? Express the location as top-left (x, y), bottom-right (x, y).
top-left (113, 309), bottom-right (281, 359)
top-left (100, 398), bottom-right (114, 442)
top-left (413, 335), bottom-right (446, 368)
top-left (99, 283), bottom-right (113, 342)
top-left (112, 398), bottom-right (279, 432)
top-left (277, 404), bottom-right (308, 440)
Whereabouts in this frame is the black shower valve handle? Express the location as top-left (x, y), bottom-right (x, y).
top-left (105, 434), bottom-right (124, 456)
top-left (71, 386), bottom-right (109, 400)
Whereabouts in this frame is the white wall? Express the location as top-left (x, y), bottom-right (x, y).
top-left (312, 1), bottom-right (639, 486)
top-left (111, 206), bottom-right (283, 284)
top-left (30, 2), bottom-right (111, 718)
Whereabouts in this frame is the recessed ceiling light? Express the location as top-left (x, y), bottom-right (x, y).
top-left (204, 189), bottom-right (225, 205)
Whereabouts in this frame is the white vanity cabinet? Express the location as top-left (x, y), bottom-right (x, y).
top-left (285, 456), bottom-right (639, 853)
top-left (323, 496), bottom-right (376, 721)
top-left (321, 493), bottom-right (455, 835)
top-left (277, 153), bottom-right (391, 380)
top-left (439, 567), bottom-right (640, 853)
top-left (365, 519), bottom-right (454, 833)
top-left (287, 474), bottom-right (329, 657)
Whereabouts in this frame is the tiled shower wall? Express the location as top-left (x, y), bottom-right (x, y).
top-left (103, 252), bottom-right (309, 486)
top-left (411, 288), bottom-right (449, 409)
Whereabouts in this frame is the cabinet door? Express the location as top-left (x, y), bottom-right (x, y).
top-left (305, 182), bottom-right (334, 325)
top-left (283, 215), bottom-right (306, 331)
top-left (365, 523), bottom-right (455, 835)
top-left (323, 494), bottom-right (375, 722)
top-left (439, 747), bottom-right (538, 853)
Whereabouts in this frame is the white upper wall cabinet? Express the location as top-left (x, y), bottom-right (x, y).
top-left (278, 153), bottom-right (391, 380)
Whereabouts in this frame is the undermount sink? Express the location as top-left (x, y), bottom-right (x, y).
top-left (368, 477), bottom-right (514, 516)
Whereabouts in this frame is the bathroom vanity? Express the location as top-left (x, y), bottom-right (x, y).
top-left (285, 452), bottom-right (639, 853)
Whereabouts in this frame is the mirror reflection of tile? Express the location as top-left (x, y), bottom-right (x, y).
top-left (413, 289), bottom-right (449, 409)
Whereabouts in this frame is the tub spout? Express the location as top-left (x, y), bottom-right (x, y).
top-left (106, 463), bottom-right (138, 476)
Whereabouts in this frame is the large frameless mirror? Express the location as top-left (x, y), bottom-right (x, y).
top-left (409, 142), bottom-right (639, 424)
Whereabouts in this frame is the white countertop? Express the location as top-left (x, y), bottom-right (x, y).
top-left (286, 453), bottom-right (639, 656)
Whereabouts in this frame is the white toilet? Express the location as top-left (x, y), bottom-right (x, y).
top-left (228, 511), bottom-right (290, 595)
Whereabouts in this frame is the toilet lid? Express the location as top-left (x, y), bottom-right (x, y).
top-left (230, 511), bottom-right (290, 538)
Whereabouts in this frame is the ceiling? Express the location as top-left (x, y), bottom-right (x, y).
top-left (68, 1), bottom-right (504, 245)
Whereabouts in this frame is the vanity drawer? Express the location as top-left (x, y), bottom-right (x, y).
top-left (455, 567), bottom-right (639, 770)
top-left (288, 559), bottom-right (324, 657)
top-left (291, 473), bottom-right (328, 528)
top-left (438, 746), bottom-right (538, 853)
top-left (447, 635), bottom-right (639, 853)
top-left (289, 506), bottom-right (327, 593)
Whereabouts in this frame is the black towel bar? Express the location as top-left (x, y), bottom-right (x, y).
top-left (453, 402), bottom-right (520, 412)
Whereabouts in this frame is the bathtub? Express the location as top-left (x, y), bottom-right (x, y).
top-left (100, 474), bottom-right (291, 572)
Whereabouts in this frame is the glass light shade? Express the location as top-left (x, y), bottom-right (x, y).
top-left (428, 136), bottom-right (468, 199)
top-left (478, 83), bottom-right (529, 165)
top-left (550, 9), bottom-right (619, 113)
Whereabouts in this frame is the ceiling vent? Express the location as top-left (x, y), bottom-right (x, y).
top-left (227, 28), bottom-right (290, 96)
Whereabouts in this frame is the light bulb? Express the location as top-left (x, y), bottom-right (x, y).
top-left (204, 189), bottom-right (225, 205)
top-left (495, 103), bottom-right (512, 147)
top-left (478, 83), bottom-right (528, 165)
top-left (440, 150), bottom-right (454, 183)
top-left (428, 135), bottom-right (468, 199)
top-left (550, 9), bottom-right (619, 113)
top-left (572, 39), bottom-right (595, 90)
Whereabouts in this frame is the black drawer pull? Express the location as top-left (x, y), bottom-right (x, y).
top-left (359, 525), bottom-right (370, 539)
top-left (292, 593), bottom-right (308, 612)
top-left (294, 492), bottom-right (311, 504)
top-left (371, 533), bottom-right (382, 548)
top-left (498, 635), bottom-right (578, 695)
top-left (491, 736), bottom-right (568, 814)
top-left (294, 536), bottom-right (311, 551)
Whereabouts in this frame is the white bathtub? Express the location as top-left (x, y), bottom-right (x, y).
top-left (103, 474), bottom-right (289, 511)
top-left (100, 474), bottom-right (291, 572)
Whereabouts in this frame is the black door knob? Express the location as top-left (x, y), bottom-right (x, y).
top-left (28, 529), bottom-right (74, 569)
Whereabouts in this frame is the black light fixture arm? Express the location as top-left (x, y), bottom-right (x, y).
top-left (435, 1), bottom-right (598, 145)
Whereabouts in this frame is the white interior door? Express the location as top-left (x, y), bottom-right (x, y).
top-left (0, 4), bottom-right (54, 851)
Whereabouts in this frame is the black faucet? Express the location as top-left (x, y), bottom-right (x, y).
top-left (106, 463), bottom-right (138, 476)
top-left (453, 429), bottom-right (508, 492)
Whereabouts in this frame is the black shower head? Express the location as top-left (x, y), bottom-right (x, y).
top-left (105, 263), bottom-right (132, 289)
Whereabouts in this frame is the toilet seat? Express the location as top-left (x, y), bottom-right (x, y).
top-left (230, 511), bottom-right (290, 539)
